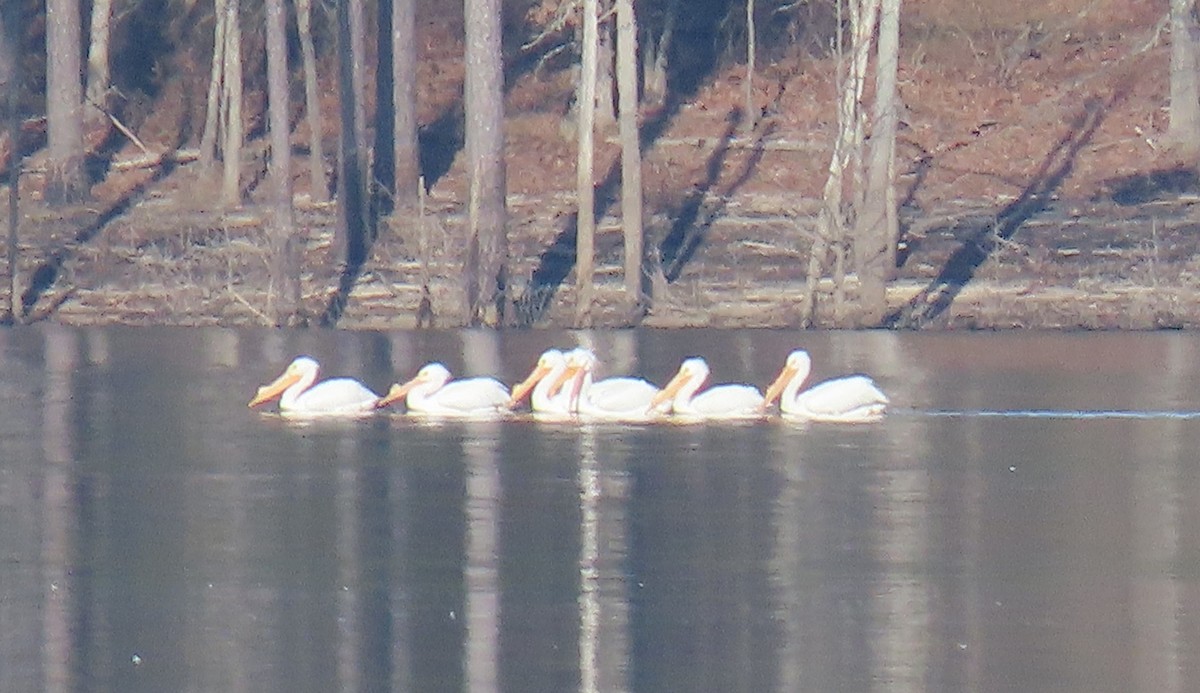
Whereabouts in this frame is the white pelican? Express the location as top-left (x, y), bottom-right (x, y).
top-left (507, 349), bottom-right (573, 415)
top-left (763, 350), bottom-right (889, 422)
top-left (377, 362), bottom-right (511, 418)
top-left (248, 356), bottom-right (380, 417)
top-left (561, 348), bottom-right (667, 421)
top-left (650, 357), bottom-right (765, 420)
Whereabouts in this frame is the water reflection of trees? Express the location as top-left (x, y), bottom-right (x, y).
top-left (627, 422), bottom-right (779, 692)
top-left (40, 327), bottom-right (80, 693)
top-left (7, 329), bottom-right (1200, 692)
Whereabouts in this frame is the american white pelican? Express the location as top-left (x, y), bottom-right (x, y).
top-left (763, 350), bottom-right (889, 422)
top-left (562, 348), bottom-right (668, 421)
top-left (650, 357), bottom-right (765, 420)
top-left (248, 356), bottom-right (380, 417)
top-left (378, 362), bottom-right (511, 418)
top-left (507, 349), bottom-right (573, 415)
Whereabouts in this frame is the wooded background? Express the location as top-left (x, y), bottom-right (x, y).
top-left (0, 0), bottom-right (1194, 328)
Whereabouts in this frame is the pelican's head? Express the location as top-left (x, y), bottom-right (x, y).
top-left (785, 350), bottom-right (813, 374)
top-left (676, 357), bottom-right (710, 384)
top-left (249, 356), bottom-right (319, 408)
top-left (562, 348), bottom-right (601, 409)
top-left (763, 349), bottom-right (812, 409)
top-left (563, 347), bottom-right (599, 378)
top-left (377, 362), bottom-right (452, 408)
top-left (507, 349), bottom-right (567, 408)
top-left (649, 357), bottom-right (709, 410)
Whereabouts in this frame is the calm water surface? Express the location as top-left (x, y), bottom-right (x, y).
top-left (2, 326), bottom-right (1200, 693)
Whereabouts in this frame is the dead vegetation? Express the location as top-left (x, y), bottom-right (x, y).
top-left (6, 0), bottom-right (1200, 329)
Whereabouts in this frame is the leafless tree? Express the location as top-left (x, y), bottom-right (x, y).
top-left (743, 0), bottom-right (756, 133)
top-left (336, 0), bottom-right (370, 266)
top-left (221, 0), bottom-right (244, 206)
top-left (855, 0), bottom-right (900, 323)
top-left (616, 0), bottom-right (644, 319)
top-left (1, 5), bottom-right (18, 321)
top-left (595, 6), bottom-right (616, 129)
top-left (200, 0), bottom-right (227, 168)
top-left (85, 0), bottom-right (113, 129)
top-left (296, 0), bottom-right (328, 202)
top-left (45, 0), bottom-right (88, 204)
top-left (392, 0), bottom-right (420, 210)
top-left (199, 0), bottom-right (244, 207)
top-left (1169, 0), bottom-right (1200, 150)
top-left (349, 0), bottom-right (368, 194)
top-left (575, 0), bottom-right (599, 327)
top-left (804, 0), bottom-right (901, 326)
top-left (643, 0), bottom-right (678, 106)
top-left (464, 0), bottom-right (509, 325)
top-left (265, 0), bottom-right (299, 323)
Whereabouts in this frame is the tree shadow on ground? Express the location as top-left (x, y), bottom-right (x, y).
top-left (883, 90), bottom-right (1121, 328)
top-left (510, 93), bottom-right (688, 325)
top-left (321, 19), bottom-right (577, 326)
top-left (17, 107), bottom-right (198, 323)
top-left (417, 2), bottom-right (766, 326)
top-left (20, 158), bottom-right (182, 321)
top-left (512, 105), bottom-right (774, 326)
top-left (1100, 166), bottom-right (1200, 206)
top-left (660, 113), bottom-right (775, 282)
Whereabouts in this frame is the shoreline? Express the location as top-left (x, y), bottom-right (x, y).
top-left (7, 190), bottom-right (1197, 331)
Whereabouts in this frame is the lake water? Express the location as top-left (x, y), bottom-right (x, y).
top-left (2, 326), bottom-right (1199, 692)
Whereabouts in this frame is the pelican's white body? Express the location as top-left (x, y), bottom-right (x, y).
top-left (765, 350), bottom-right (888, 422)
top-left (653, 357), bottom-right (765, 420)
top-left (563, 348), bottom-right (667, 422)
top-left (382, 363), bottom-right (511, 418)
top-left (249, 356), bottom-right (380, 417)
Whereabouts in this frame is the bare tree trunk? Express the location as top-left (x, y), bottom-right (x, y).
top-left (85, 0), bottom-right (113, 128)
top-left (374, 0), bottom-right (396, 211)
top-left (45, 0), bottom-right (87, 205)
top-left (804, 0), bottom-right (879, 326)
top-left (643, 0), bottom-right (677, 106)
top-left (296, 0), bottom-right (328, 202)
top-left (266, 0), bottom-right (299, 324)
top-left (575, 0), bottom-right (598, 328)
top-left (350, 0), bottom-right (369, 206)
top-left (220, 0), bottom-right (243, 206)
top-left (336, 0), bottom-right (369, 266)
top-left (856, 0), bottom-right (899, 325)
top-left (801, 233), bottom-right (827, 326)
top-left (199, 0), bottom-right (227, 169)
top-left (595, 6), bottom-right (616, 129)
top-left (351, 0), bottom-right (371, 250)
top-left (464, 0), bottom-right (508, 325)
top-left (743, 0), bottom-right (756, 133)
top-left (1169, 0), bottom-right (1200, 150)
top-left (1, 6), bottom-right (18, 322)
top-left (392, 0), bottom-right (420, 210)
top-left (847, 0), bottom-right (879, 211)
top-left (616, 0), bottom-right (644, 320)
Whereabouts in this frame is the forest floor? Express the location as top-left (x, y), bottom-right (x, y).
top-left (6, 0), bottom-right (1200, 330)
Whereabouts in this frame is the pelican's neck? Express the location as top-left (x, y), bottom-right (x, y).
top-left (568, 364), bottom-right (596, 413)
top-left (532, 359), bottom-right (570, 411)
top-left (280, 366), bottom-right (318, 409)
top-left (672, 370), bottom-right (708, 411)
top-left (781, 361), bottom-right (812, 410)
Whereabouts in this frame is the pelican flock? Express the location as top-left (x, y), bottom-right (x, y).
top-left (249, 348), bottom-right (889, 424)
